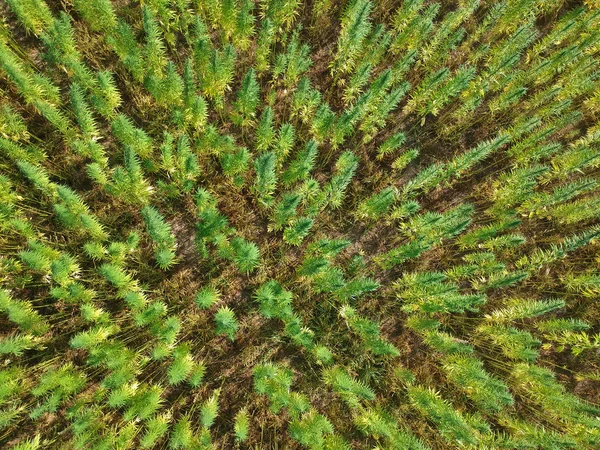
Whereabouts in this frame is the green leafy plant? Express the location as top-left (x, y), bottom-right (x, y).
top-left (214, 306), bottom-right (239, 340)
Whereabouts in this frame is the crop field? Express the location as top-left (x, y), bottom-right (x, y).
top-left (1, 0), bottom-right (600, 448)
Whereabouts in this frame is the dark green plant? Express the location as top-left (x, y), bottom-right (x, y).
top-left (232, 68), bottom-right (260, 127)
top-left (214, 306), bottom-right (239, 340)
top-left (141, 205), bottom-right (177, 270)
